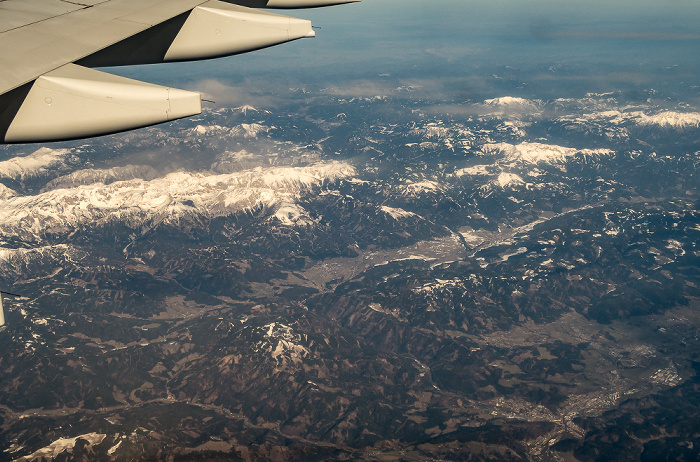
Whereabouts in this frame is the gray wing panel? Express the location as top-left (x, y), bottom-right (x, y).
top-left (0, 0), bottom-right (205, 95)
top-left (0, 0), bottom-right (83, 33)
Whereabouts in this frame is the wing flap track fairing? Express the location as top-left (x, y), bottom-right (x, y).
top-left (4, 64), bottom-right (202, 143)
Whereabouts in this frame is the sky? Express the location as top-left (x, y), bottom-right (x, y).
top-left (105, 0), bottom-right (700, 105)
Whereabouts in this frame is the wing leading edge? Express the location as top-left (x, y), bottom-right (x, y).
top-left (0, 0), bottom-right (360, 143)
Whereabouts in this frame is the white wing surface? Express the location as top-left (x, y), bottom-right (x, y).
top-left (0, 0), bottom-right (359, 143)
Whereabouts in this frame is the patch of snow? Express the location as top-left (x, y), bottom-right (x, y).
top-left (380, 205), bottom-right (416, 219)
top-left (501, 247), bottom-right (528, 261)
top-left (496, 172), bottom-right (524, 188)
top-left (273, 202), bottom-right (313, 226)
top-left (666, 239), bottom-right (685, 256)
top-left (455, 165), bottom-right (489, 177)
top-left (264, 322), bottom-right (295, 340)
top-left (260, 322), bottom-right (309, 365)
top-left (107, 439), bottom-right (122, 455)
top-left (18, 433), bottom-right (105, 460)
top-left (391, 255), bottom-right (434, 263)
top-left (414, 278), bottom-right (464, 294)
top-left (402, 180), bottom-right (441, 195)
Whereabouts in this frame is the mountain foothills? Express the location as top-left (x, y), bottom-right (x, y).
top-left (0, 87), bottom-right (699, 461)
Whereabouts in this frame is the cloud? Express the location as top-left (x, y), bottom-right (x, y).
top-left (194, 79), bottom-right (283, 108)
top-left (320, 80), bottom-right (397, 99)
top-left (320, 77), bottom-right (457, 101)
top-left (533, 28), bottom-right (700, 41)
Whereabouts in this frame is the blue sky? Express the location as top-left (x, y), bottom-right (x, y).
top-left (110, 0), bottom-right (700, 103)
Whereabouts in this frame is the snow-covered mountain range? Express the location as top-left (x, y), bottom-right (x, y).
top-left (0, 162), bottom-right (355, 241)
top-left (0, 87), bottom-right (698, 461)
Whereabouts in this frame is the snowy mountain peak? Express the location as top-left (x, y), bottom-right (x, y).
top-left (380, 205), bottom-right (416, 220)
top-left (483, 97), bottom-right (542, 112)
top-left (241, 123), bottom-right (269, 138)
top-left (484, 96), bottom-right (537, 107)
top-left (239, 105), bottom-right (258, 115)
top-left (637, 111), bottom-right (700, 128)
top-left (0, 147), bottom-right (71, 180)
top-left (482, 142), bottom-right (614, 164)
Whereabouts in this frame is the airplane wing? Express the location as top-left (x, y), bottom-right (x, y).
top-left (0, 0), bottom-right (359, 144)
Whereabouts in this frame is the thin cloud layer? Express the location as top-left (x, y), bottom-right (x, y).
top-left (195, 79), bottom-right (284, 108)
